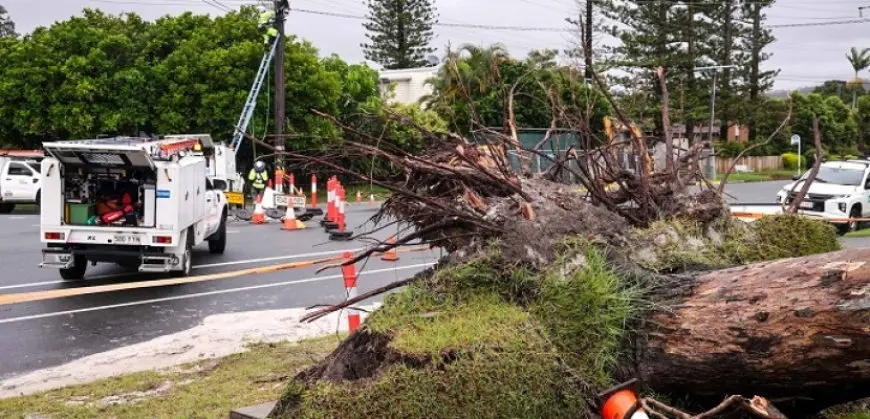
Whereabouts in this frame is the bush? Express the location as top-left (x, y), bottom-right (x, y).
top-left (725, 214), bottom-right (841, 264)
top-left (781, 153), bottom-right (806, 170)
top-left (718, 141), bottom-right (744, 158)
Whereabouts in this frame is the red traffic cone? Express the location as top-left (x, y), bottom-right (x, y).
top-left (381, 235), bottom-right (399, 262)
top-left (251, 194), bottom-right (266, 225)
top-left (598, 379), bottom-right (649, 419)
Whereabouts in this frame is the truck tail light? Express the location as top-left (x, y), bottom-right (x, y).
top-left (153, 236), bottom-right (173, 244)
top-left (44, 232), bottom-right (65, 241)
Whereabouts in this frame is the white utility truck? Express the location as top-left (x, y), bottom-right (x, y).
top-left (39, 135), bottom-right (229, 280)
top-left (0, 150), bottom-right (44, 213)
top-left (730, 159), bottom-right (870, 235)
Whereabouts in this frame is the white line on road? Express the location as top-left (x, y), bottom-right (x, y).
top-left (0, 247), bottom-right (368, 291)
top-left (0, 263), bottom-right (434, 324)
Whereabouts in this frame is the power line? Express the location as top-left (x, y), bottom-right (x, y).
top-left (291, 8), bottom-right (572, 32)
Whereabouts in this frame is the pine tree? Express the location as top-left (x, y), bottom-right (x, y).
top-left (707, 0), bottom-right (748, 142)
top-left (361, 0), bottom-right (438, 69)
top-left (0, 4), bottom-right (16, 38)
top-left (737, 0), bottom-right (778, 142)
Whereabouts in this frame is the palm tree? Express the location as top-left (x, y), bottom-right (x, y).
top-left (846, 47), bottom-right (870, 108)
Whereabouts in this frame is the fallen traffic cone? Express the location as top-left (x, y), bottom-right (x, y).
top-left (381, 235), bottom-right (399, 262)
top-left (281, 204), bottom-right (305, 230)
top-left (598, 379), bottom-right (649, 419)
top-left (251, 194), bottom-right (266, 225)
top-left (341, 251), bottom-right (361, 333)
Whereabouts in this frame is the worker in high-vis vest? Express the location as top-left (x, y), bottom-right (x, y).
top-left (248, 161), bottom-right (269, 204)
top-left (258, 6), bottom-right (278, 47)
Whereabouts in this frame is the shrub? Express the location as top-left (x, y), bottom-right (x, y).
top-left (781, 152), bottom-right (806, 170)
top-left (725, 214), bottom-right (841, 264)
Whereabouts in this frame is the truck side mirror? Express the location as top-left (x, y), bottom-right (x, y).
top-left (212, 179), bottom-right (228, 192)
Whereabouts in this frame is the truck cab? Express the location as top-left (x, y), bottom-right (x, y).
top-left (776, 159), bottom-right (870, 235)
top-left (39, 135), bottom-right (229, 280)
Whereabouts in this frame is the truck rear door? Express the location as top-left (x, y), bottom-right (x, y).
top-left (43, 142), bottom-right (155, 170)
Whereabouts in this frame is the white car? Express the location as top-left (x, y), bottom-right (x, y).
top-left (0, 157), bottom-right (43, 213)
top-left (776, 160), bottom-right (870, 235)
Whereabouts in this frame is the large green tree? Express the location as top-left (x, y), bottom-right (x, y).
top-left (361, 0), bottom-right (438, 69)
top-left (0, 4), bottom-right (14, 38)
top-left (0, 7), bottom-right (383, 152)
top-left (424, 46), bottom-right (611, 138)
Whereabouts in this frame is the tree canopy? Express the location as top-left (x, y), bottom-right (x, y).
top-left (362, 0), bottom-right (438, 69)
top-left (0, 7), bottom-right (382, 152)
top-left (423, 45), bottom-right (611, 137)
top-left (0, 4), bottom-right (14, 38)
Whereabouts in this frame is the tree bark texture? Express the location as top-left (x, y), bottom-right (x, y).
top-left (636, 248), bottom-right (870, 410)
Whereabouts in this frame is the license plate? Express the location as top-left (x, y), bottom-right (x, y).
top-left (113, 234), bottom-right (141, 245)
top-left (275, 194), bottom-right (306, 208)
top-left (799, 201), bottom-right (814, 209)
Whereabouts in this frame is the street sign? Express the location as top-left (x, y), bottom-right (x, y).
top-left (274, 193), bottom-right (306, 208)
top-left (790, 134), bottom-right (800, 146)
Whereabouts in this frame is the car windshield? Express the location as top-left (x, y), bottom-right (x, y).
top-left (801, 165), bottom-right (865, 186)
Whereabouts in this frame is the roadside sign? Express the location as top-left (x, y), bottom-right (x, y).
top-left (274, 193), bottom-right (306, 208)
top-left (225, 191), bottom-right (244, 206)
top-left (790, 134), bottom-right (800, 146)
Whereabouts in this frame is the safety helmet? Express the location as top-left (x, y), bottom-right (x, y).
top-left (254, 161), bottom-right (266, 172)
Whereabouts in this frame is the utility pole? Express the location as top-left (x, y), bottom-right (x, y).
top-left (694, 65), bottom-right (738, 180)
top-left (273, 0), bottom-right (288, 190)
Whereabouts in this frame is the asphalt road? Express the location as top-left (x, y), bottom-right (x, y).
top-left (0, 204), bottom-right (441, 380)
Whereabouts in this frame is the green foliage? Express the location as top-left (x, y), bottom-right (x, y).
top-left (629, 219), bottom-right (732, 273)
top-left (361, 0), bottom-right (437, 69)
top-left (533, 245), bottom-right (637, 384)
top-left (724, 214), bottom-right (841, 264)
top-left (0, 4), bottom-right (14, 37)
top-left (858, 95), bottom-right (870, 150)
top-left (0, 7), bottom-right (381, 151)
top-left (718, 141), bottom-right (744, 158)
top-left (425, 45), bottom-right (611, 134)
top-left (813, 80), bottom-right (866, 104)
top-left (790, 92), bottom-right (859, 155)
top-left (781, 152), bottom-right (805, 170)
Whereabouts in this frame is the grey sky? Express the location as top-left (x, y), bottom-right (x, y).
top-left (3, 0), bottom-right (869, 90)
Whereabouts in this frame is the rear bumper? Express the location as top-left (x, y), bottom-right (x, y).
top-left (40, 226), bottom-right (179, 247)
top-left (41, 245), bottom-right (178, 271)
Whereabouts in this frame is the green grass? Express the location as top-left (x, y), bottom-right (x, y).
top-left (717, 169), bottom-right (796, 182)
top-left (0, 336), bottom-right (342, 419)
top-left (845, 228), bottom-right (870, 238)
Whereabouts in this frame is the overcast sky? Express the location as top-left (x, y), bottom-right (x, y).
top-left (2, 0), bottom-right (869, 90)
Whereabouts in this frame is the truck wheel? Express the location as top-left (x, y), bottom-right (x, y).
top-left (172, 231), bottom-right (193, 278)
top-left (59, 255), bottom-right (87, 281)
top-left (0, 203), bottom-right (14, 214)
top-left (838, 207), bottom-right (861, 236)
top-left (208, 212), bottom-right (227, 255)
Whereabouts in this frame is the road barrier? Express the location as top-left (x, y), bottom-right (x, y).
top-left (341, 251), bottom-right (361, 333)
top-left (308, 174), bottom-right (323, 216)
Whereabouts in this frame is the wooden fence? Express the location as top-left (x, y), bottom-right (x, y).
top-left (716, 155), bottom-right (782, 173)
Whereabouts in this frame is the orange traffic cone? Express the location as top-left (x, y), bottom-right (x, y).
top-left (381, 235), bottom-right (399, 262)
top-left (356, 190), bottom-right (362, 204)
top-left (281, 204), bottom-right (305, 230)
top-left (598, 379), bottom-right (649, 419)
top-left (369, 193), bottom-right (376, 206)
top-left (251, 194), bottom-right (266, 224)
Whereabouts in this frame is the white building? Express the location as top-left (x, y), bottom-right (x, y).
top-left (378, 66), bottom-right (439, 105)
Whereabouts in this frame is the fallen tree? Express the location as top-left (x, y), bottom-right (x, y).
top-left (258, 62), bottom-right (866, 418)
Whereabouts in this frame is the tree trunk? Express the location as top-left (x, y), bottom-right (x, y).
top-left (635, 247), bottom-right (870, 412)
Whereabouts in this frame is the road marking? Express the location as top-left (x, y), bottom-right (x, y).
top-left (226, 230), bottom-right (240, 234)
top-left (9, 216), bottom-right (27, 220)
top-left (0, 246), bottom-right (430, 306)
top-left (0, 247), bottom-right (368, 291)
top-left (0, 263), bottom-right (434, 325)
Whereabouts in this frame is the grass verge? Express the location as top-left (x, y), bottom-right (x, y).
top-left (0, 336), bottom-right (342, 419)
top-left (716, 169), bottom-right (795, 183)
